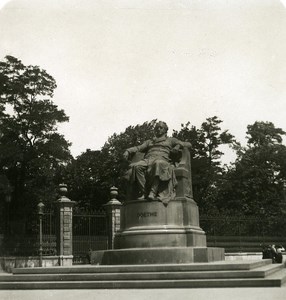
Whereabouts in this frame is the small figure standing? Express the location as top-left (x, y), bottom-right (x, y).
top-left (275, 244), bottom-right (285, 263)
top-left (123, 121), bottom-right (191, 204)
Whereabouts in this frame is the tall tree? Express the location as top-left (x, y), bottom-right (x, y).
top-left (0, 56), bottom-right (71, 222)
top-left (173, 116), bottom-right (237, 214)
top-left (218, 121), bottom-right (286, 226)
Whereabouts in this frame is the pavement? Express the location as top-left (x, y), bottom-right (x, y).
top-left (1, 286), bottom-right (286, 300)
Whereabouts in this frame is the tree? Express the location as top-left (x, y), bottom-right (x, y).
top-left (64, 121), bottom-right (157, 207)
top-left (173, 116), bottom-right (237, 214)
top-left (246, 121), bottom-right (285, 147)
top-left (0, 56), bottom-right (71, 223)
top-left (218, 121), bottom-right (286, 225)
top-left (63, 150), bottom-right (106, 209)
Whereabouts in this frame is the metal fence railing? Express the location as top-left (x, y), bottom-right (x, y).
top-left (72, 209), bottom-right (108, 264)
top-left (0, 207), bottom-right (108, 263)
top-left (1, 211), bottom-right (286, 259)
top-left (200, 215), bottom-right (286, 253)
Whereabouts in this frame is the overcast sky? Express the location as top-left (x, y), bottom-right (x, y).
top-left (1, 0), bottom-right (286, 161)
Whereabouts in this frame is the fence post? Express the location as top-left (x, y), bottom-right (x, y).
top-left (37, 201), bottom-right (45, 267)
top-left (55, 184), bottom-right (75, 266)
top-left (104, 186), bottom-right (122, 249)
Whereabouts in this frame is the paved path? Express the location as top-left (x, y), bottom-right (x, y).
top-left (0, 287), bottom-right (286, 300)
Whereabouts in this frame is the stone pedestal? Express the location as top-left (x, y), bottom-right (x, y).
top-left (91, 247), bottom-right (224, 265)
top-left (91, 196), bottom-right (224, 265)
top-left (55, 184), bottom-right (75, 266)
top-left (115, 198), bottom-right (206, 248)
top-left (91, 146), bottom-right (224, 265)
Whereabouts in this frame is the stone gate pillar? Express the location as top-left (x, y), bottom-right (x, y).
top-left (55, 184), bottom-right (75, 266)
top-left (104, 186), bottom-right (122, 249)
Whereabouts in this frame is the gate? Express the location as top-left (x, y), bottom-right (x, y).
top-left (41, 207), bottom-right (108, 263)
top-left (73, 208), bottom-right (108, 264)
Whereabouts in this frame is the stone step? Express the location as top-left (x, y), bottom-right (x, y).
top-left (0, 260), bottom-right (284, 289)
top-left (1, 262), bottom-right (283, 282)
top-left (1, 269), bottom-right (286, 289)
top-left (12, 259), bottom-right (271, 275)
top-left (266, 268), bottom-right (286, 284)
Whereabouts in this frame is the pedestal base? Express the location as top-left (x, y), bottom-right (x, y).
top-left (115, 198), bottom-right (207, 248)
top-left (94, 197), bottom-right (224, 265)
top-left (90, 247), bottom-right (225, 265)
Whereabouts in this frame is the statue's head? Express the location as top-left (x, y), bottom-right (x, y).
top-left (154, 121), bottom-right (168, 137)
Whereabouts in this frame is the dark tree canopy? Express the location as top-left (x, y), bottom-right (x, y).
top-left (0, 56), bottom-right (71, 220)
top-left (173, 116), bottom-right (237, 214)
top-left (246, 121), bottom-right (285, 147)
top-left (218, 121), bottom-right (286, 222)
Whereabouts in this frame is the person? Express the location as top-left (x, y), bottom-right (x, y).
top-left (274, 244), bottom-right (285, 263)
top-left (123, 121), bottom-right (191, 204)
top-left (262, 244), bottom-right (285, 263)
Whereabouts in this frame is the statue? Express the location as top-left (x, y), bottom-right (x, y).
top-left (123, 121), bottom-right (192, 205)
top-left (89, 121), bottom-right (220, 263)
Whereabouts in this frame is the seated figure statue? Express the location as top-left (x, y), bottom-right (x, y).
top-left (123, 121), bottom-right (192, 205)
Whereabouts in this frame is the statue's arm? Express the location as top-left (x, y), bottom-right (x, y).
top-left (182, 141), bottom-right (192, 149)
top-left (172, 138), bottom-right (192, 151)
top-left (123, 140), bottom-right (150, 160)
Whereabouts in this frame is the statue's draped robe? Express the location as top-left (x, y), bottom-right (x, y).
top-left (127, 136), bottom-right (184, 204)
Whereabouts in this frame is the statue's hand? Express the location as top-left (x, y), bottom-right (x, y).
top-left (183, 142), bottom-right (192, 149)
top-left (123, 150), bottom-right (129, 160)
top-left (172, 144), bottom-right (181, 153)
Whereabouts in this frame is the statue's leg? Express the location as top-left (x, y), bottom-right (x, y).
top-left (147, 177), bottom-right (159, 201)
top-left (132, 161), bottom-right (147, 199)
top-left (147, 159), bottom-right (167, 200)
top-left (147, 159), bottom-right (173, 202)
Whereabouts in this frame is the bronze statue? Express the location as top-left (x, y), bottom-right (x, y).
top-left (123, 121), bottom-right (191, 205)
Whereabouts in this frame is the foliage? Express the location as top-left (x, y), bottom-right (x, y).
top-left (65, 121), bottom-right (157, 207)
top-left (217, 121), bottom-right (286, 221)
top-left (246, 121), bottom-right (285, 147)
top-left (0, 56), bottom-right (71, 220)
top-left (173, 116), bottom-right (237, 214)
top-left (63, 150), bottom-right (107, 208)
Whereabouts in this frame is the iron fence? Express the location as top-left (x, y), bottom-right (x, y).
top-left (0, 207), bottom-right (108, 262)
top-left (2, 210), bottom-right (286, 258)
top-left (42, 208), bottom-right (57, 256)
top-left (200, 215), bottom-right (286, 252)
top-left (40, 207), bottom-right (108, 263)
top-left (72, 208), bottom-right (108, 264)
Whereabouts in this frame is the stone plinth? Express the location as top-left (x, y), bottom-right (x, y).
top-left (115, 198), bottom-right (206, 249)
top-left (90, 247), bottom-right (224, 265)
top-left (91, 196), bottom-right (224, 265)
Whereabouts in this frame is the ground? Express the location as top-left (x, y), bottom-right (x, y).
top-left (1, 287), bottom-right (286, 300)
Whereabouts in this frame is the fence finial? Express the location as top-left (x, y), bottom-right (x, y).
top-left (110, 186), bottom-right (119, 202)
top-left (58, 183), bottom-right (71, 202)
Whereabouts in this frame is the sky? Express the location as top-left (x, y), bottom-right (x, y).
top-left (0, 0), bottom-right (286, 162)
